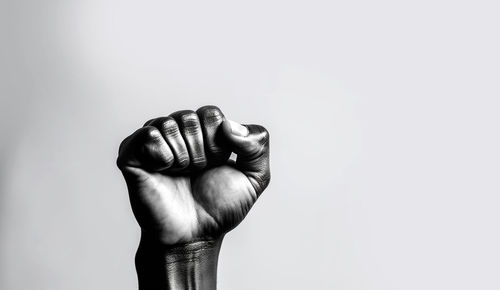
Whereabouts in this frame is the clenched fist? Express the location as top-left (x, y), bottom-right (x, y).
top-left (117, 106), bottom-right (270, 246)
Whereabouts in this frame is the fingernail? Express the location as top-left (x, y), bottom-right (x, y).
top-left (227, 119), bottom-right (249, 137)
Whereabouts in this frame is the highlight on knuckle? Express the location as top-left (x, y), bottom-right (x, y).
top-left (259, 126), bottom-right (270, 141)
top-left (200, 107), bottom-right (223, 124)
top-left (144, 127), bottom-right (162, 141)
top-left (181, 114), bottom-right (200, 135)
top-left (161, 118), bottom-right (179, 136)
top-left (256, 126), bottom-right (270, 149)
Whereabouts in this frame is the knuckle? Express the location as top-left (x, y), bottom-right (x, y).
top-left (143, 127), bottom-right (162, 141)
top-left (249, 124), bottom-right (269, 146)
top-left (117, 136), bottom-right (129, 155)
top-left (116, 154), bottom-right (124, 169)
top-left (176, 153), bottom-right (190, 168)
top-left (197, 105), bottom-right (221, 113)
top-left (143, 118), bottom-right (155, 127)
top-left (164, 154), bottom-right (175, 166)
top-left (258, 126), bottom-right (270, 146)
top-left (116, 139), bottom-right (129, 168)
top-left (181, 114), bottom-right (201, 135)
top-left (160, 118), bottom-right (179, 136)
top-left (197, 105), bottom-right (224, 124)
top-left (180, 112), bottom-right (198, 123)
top-left (259, 125), bottom-right (270, 139)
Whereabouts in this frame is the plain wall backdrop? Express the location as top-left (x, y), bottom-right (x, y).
top-left (1, 1), bottom-right (499, 289)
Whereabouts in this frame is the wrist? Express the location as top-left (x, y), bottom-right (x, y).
top-left (136, 234), bottom-right (224, 290)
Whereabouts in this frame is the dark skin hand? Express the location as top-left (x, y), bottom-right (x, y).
top-left (117, 105), bottom-right (270, 290)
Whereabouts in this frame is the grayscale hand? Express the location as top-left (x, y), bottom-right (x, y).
top-left (117, 105), bottom-right (270, 290)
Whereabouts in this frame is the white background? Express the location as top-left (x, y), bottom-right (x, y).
top-left (1, 1), bottom-right (499, 289)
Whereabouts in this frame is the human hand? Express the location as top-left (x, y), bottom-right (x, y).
top-left (117, 105), bottom-right (270, 246)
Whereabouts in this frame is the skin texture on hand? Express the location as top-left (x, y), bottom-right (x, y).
top-left (117, 105), bottom-right (270, 245)
top-left (117, 105), bottom-right (270, 290)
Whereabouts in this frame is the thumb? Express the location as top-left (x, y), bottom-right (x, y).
top-left (221, 120), bottom-right (271, 196)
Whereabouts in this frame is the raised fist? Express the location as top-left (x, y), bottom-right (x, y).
top-left (117, 106), bottom-right (270, 246)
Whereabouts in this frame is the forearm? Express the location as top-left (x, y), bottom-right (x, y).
top-left (135, 235), bottom-right (223, 290)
